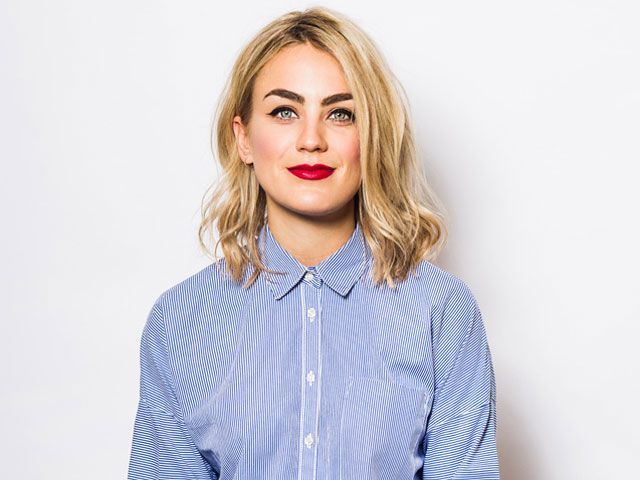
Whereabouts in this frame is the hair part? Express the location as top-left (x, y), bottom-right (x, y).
top-left (198, 6), bottom-right (448, 289)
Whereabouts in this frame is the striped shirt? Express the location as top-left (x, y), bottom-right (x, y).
top-left (128, 221), bottom-right (499, 479)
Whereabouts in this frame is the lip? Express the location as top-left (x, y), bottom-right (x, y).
top-left (287, 163), bottom-right (335, 180)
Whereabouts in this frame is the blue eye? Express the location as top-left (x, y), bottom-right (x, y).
top-left (330, 109), bottom-right (355, 123)
top-left (267, 106), bottom-right (355, 124)
top-left (268, 106), bottom-right (298, 120)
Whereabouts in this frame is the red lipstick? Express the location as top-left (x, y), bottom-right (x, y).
top-left (287, 163), bottom-right (335, 180)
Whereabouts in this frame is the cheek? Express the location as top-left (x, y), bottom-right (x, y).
top-left (340, 133), bottom-right (361, 176)
top-left (250, 125), bottom-right (290, 164)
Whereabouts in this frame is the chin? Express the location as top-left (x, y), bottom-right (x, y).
top-left (287, 200), bottom-right (352, 218)
top-left (289, 204), bottom-right (338, 217)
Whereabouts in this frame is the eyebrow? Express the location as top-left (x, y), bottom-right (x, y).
top-left (262, 89), bottom-right (353, 106)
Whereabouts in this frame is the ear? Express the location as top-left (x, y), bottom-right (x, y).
top-left (232, 115), bottom-right (253, 165)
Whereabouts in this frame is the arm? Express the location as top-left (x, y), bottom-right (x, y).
top-left (128, 297), bottom-right (217, 479)
top-left (422, 282), bottom-right (499, 480)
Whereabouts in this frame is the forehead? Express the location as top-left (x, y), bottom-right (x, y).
top-left (253, 43), bottom-right (351, 96)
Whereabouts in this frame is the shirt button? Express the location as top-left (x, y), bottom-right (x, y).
top-left (307, 307), bottom-right (316, 319)
top-left (306, 370), bottom-right (315, 386)
top-left (304, 433), bottom-right (315, 448)
top-left (304, 272), bottom-right (314, 282)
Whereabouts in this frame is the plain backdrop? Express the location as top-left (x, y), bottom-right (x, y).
top-left (1, 1), bottom-right (638, 478)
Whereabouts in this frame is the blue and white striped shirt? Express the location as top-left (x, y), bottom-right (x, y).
top-left (128, 221), bottom-right (499, 479)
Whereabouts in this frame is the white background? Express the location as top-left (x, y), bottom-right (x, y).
top-left (1, 1), bottom-right (638, 478)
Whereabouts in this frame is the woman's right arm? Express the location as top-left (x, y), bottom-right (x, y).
top-left (127, 297), bottom-right (217, 479)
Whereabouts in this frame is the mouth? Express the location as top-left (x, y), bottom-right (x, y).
top-left (287, 163), bottom-right (336, 180)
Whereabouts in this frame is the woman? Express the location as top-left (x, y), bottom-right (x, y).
top-left (128, 6), bottom-right (499, 480)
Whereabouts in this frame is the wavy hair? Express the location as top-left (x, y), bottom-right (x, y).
top-left (198, 6), bottom-right (448, 288)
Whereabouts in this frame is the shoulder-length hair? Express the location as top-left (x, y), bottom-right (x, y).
top-left (198, 6), bottom-right (447, 289)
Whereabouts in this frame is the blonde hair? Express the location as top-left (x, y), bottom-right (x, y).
top-left (198, 6), bottom-right (447, 288)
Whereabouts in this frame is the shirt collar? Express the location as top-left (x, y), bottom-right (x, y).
top-left (258, 221), bottom-right (370, 300)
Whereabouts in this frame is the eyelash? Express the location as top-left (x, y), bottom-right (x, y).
top-left (268, 106), bottom-right (355, 124)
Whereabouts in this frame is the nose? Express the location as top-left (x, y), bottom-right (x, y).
top-left (296, 114), bottom-right (328, 153)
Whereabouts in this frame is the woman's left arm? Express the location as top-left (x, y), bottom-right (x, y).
top-left (422, 281), bottom-right (499, 479)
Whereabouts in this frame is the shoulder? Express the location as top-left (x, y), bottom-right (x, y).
top-left (406, 260), bottom-right (482, 340)
top-left (409, 261), bottom-right (487, 360)
top-left (159, 257), bottom-right (232, 300)
top-left (403, 259), bottom-right (479, 312)
top-left (148, 258), bottom-right (252, 331)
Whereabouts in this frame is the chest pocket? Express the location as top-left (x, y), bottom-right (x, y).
top-left (339, 376), bottom-right (430, 479)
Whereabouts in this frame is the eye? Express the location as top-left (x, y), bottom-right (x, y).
top-left (268, 106), bottom-right (298, 121)
top-left (329, 108), bottom-right (355, 124)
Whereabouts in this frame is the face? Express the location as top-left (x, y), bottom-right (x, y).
top-left (233, 43), bottom-right (361, 221)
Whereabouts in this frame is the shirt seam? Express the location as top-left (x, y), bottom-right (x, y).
top-left (425, 401), bottom-right (492, 434)
top-left (138, 396), bottom-right (180, 419)
top-left (156, 293), bottom-right (189, 423)
top-left (137, 397), bottom-right (216, 475)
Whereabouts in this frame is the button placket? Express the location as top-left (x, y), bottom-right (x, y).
top-left (298, 271), bottom-right (322, 478)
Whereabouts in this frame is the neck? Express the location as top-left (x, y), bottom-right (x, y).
top-left (265, 198), bottom-right (356, 268)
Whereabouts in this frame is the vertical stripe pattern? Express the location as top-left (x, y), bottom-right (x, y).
top-left (127, 221), bottom-right (499, 479)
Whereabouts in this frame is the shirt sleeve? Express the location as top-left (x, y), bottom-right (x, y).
top-left (422, 281), bottom-right (499, 480)
top-left (128, 296), bottom-right (217, 480)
